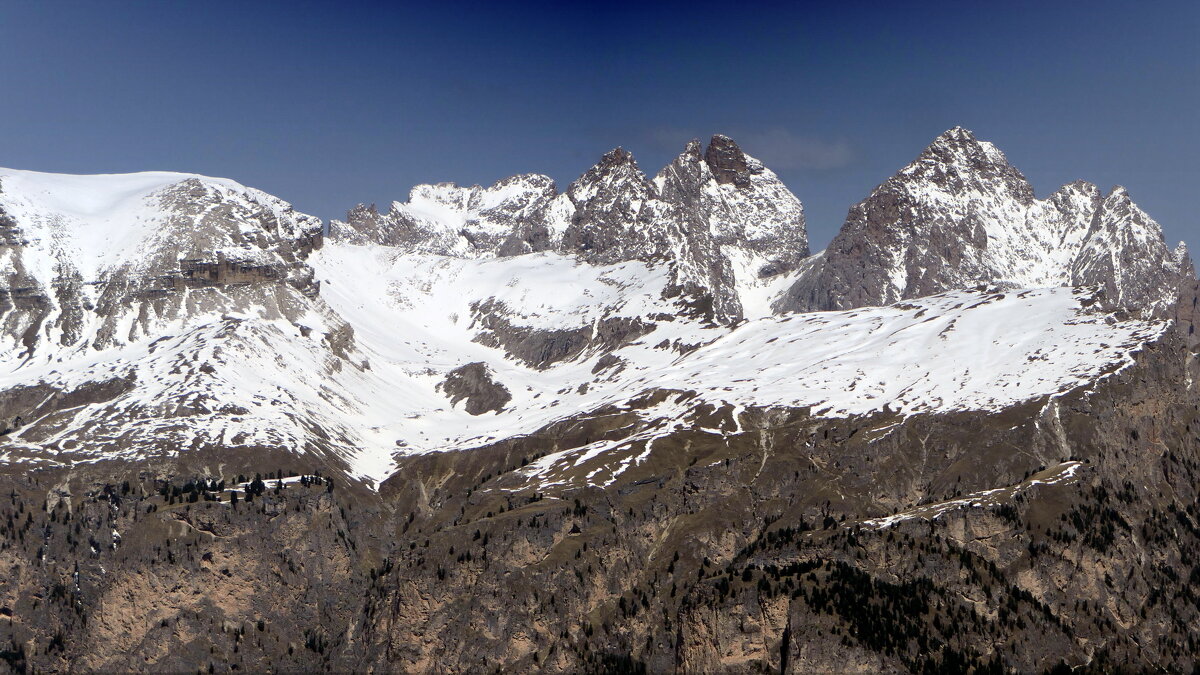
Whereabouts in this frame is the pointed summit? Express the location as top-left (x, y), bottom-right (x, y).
top-left (596, 146), bottom-right (637, 169)
top-left (1173, 242), bottom-right (1195, 278)
top-left (654, 139), bottom-right (706, 187)
top-left (908, 127), bottom-right (1027, 192)
top-left (934, 125), bottom-right (976, 143)
top-left (1105, 185), bottom-right (1131, 201)
top-left (780, 127), bottom-right (1183, 318)
top-left (569, 147), bottom-right (654, 200)
top-left (557, 146), bottom-right (662, 264)
top-left (922, 126), bottom-right (998, 157)
top-left (680, 138), bottom-right (704, 159)
top-left (922, 126), bottom-right (1007, 159)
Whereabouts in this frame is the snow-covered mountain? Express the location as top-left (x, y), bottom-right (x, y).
top-left (0, 168), bottom-right (324, 357)
top-left (777, 127), bottom-right (1192, 318)
top-left (335, 135), bottom-right (808, 324)
top-left (0, 127), bottom-right (1193, 491)
top-left (334, 174), bottom-right (558, 256)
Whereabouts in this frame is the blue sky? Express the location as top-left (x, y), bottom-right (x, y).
top-left (1, 1), bottom-right (1196, 248)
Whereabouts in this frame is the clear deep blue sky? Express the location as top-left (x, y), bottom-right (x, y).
top-left (1, 1), bottom-right (1196, 249)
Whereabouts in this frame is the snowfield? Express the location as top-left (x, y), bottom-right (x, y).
top-left (313, 243), bottom-right (1164, 483)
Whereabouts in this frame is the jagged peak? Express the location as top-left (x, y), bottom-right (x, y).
top-left (1171, 240), bottom-right (1190, 269)
top-left (1096, 186), bottom-right (1160, 229)
top-left (887, 127), bottom-right (1034, 203)
top-left (1172, 242), bottom-right (1197, 280)
top-left (567, 147), bottom-right (654, 200)
top-left (346, 202), bottom-right (379, 218)
top-left (597, 146), bottom-right (637, 167)
top-left (936, 125), bottom-right (976, 143)
top-left (1105, 185), bottom-right (1131, 201)
top-left (487, 172), bottom-right (556, 192)
top-left (1044, 181), bottom-right (1103, 213)
top-left (398, 174), bottom-right (556, 205)
top-left (652, 140), bottom-right (708, 191)
top-left (405, 181), bottom-right (464, 205)
top-left (917, 126), bottom-right (1010, 166)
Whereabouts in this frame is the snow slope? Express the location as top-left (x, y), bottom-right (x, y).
top-left (0, 168), bottom-right (285, 282)
top-left (306, 241), bottom-right (1164, 483)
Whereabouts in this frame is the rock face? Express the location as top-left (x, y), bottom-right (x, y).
top-left (438, 362), bottom-right (512, 415)
top-left (652, 136), bottom-right (809, 321)
top-left (777, 127), bottom-right (1190, 318)
top-left (555, 148), bottom-right (665, 264)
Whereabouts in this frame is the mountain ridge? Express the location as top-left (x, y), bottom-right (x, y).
top-left (0, 126), bottom-right (1193, 491)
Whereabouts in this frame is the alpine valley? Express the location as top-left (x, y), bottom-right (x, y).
top-left (0, 128), bottom-right (1198, 673)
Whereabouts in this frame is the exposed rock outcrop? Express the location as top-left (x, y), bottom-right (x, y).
top-left (470, 299), bottom-right (654, 370)
top-left (438, 362), bottom-right (512, 415)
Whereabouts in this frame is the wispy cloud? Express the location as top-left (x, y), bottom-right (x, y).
top-left (644, 126), bottom-right (699, 151)
top-left (645, 126), bottom-right (856, 172)
top-left (731, 129), bottom-right (856, 171)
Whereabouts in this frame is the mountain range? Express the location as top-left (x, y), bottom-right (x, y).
top-left (0, 128), bottom-right (1197, 673)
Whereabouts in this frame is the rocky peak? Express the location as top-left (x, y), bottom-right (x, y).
top-left (901, 126), bottom-right (1035, 205)
top-left (1171, 242), bottom-right (1199, 346)
top-left (704, 134), bottom-right (753, 188)
top-left (1068, 184), bottom-right (1178, 314)
top-left (334, 175), bottom-right (559, 257)
top-left (331, 203), bottom-right (382, 246)
top-left (656, 140), bottom-right (711, 192)
top-left (599, 146), bottom-right (636, 167)
top-left (1174, 242), bottom-right (1194, 277)
top-left (1046, 180), bottom-right (1103, 211)
top-left (331, 135), bottom-right (808, 324)
top-left (557, 148), bottom-right (663, 264)
top-left (566, 148), bottom-right (655, 204)
top-left (485, 173), bottom-right (557, 197)
top-left (348, 202), bottom-right (380, 221)
top-left (778, 128), bottom-right (1186, 319)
